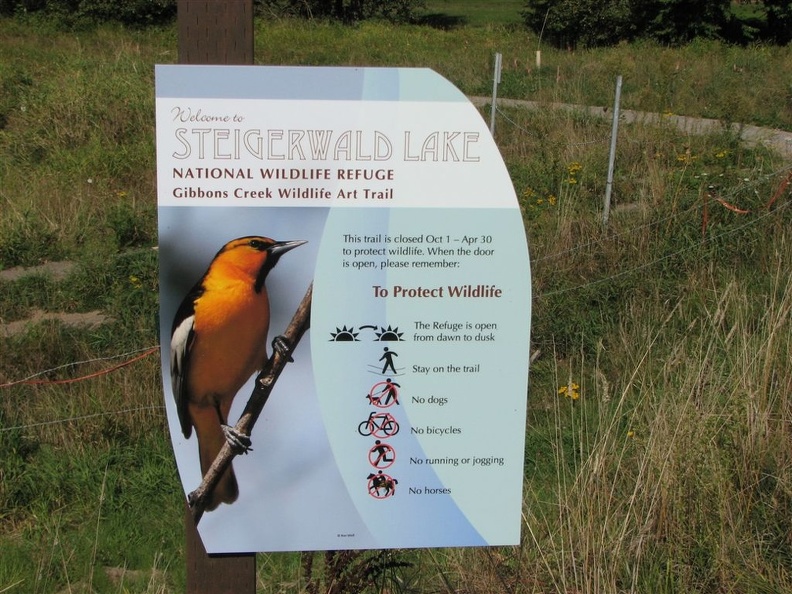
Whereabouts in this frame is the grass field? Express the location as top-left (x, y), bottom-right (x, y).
top-left (1, 7), bottom-right (792, 594)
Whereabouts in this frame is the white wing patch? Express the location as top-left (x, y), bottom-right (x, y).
top-left (170, 314), bottom-right (195, 401)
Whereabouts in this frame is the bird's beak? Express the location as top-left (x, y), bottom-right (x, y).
top-left (268, 239), bottom-right (307, 257)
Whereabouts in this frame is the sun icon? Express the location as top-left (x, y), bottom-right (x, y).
top-left (330, 326), bottom-right (360, 341)
top-left (374, 325), bottom-right (404, 341)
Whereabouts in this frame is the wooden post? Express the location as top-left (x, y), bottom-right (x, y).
top-left (176, 1), bottom-right (256, 591)
top-left (185, 503), bottom-right (255, 593)
top-left (178, 0), bottom-right (254, 65)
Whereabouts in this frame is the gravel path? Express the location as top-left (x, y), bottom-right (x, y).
top-left (470, 96), bottom-right (792, 161)
top-left (0, 261), bottom-right (111, 336)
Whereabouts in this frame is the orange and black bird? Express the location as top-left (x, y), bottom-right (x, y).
top-left (170, 236), bottom-right (305, 511)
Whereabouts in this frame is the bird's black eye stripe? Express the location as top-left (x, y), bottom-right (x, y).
top-left (248, 239), bottom-right (268, 251)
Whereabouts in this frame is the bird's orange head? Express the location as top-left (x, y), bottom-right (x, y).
top-left (209, 236), bottom-right (306, 293)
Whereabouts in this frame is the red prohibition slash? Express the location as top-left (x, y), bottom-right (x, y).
top-left (357, 412), bottom-right (400, 438)
top-left (367, 471), bottom-right (398, 499)
top-left (367, 378), bottom-right (401, 408)
top-left (368, 440), bottom-right (396, 469)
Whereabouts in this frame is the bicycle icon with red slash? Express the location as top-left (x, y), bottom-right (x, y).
top-left (357, 412), bottom-right (400, 438)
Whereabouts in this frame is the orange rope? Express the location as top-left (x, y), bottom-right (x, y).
top-left (703, 191), bottom-right (751, 235)
top-left (0, 346), bottom-right (160, 389)
top-left (713, 196), bottom-right (750, 214)
top-left (766, 170), bottom-right (792, 209)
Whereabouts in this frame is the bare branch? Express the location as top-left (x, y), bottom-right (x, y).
top-left (188, 282), bottom-right (313, 525)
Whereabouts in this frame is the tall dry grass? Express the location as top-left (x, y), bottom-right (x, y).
top-left (415, 247), bottom-right (791, 594)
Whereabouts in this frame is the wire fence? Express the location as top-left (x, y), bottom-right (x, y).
top-left (1, 405), bottom-right (165, 433)
top-left (538, 195), bottom-right (791, 298)
top-left (0, 346), bottom-right (164, 433)
top-left (3, 189), bottom-right (789, 428)
top-left (1, 106), bottom-right (790, 434)
top-left (0, 345), bottom-right (160, 389)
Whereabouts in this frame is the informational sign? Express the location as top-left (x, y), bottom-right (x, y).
top-left (156, 65), bottom-right (531, 553)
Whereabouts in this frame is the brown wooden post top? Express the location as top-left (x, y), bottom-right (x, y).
top-left (178, 0), bottom-right (255, 65)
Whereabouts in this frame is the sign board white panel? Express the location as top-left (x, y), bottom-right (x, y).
top-left (156, 65), bottom-right (531, 553)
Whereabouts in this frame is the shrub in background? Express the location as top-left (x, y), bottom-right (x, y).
top-left (0, 0), bottom-right (423, 25)
top-left (0, 0), bottom-right (176, 26)
top-left (523, 0), bottom-right (758, 47)
top-left (764, 0), bottom-right (792, 44)
top-left (634, 0), bottom-right (731, 44)
top-left (255, 0), bottom-right (424, 23)
top-left (522, 0), bottom-right (635, 48)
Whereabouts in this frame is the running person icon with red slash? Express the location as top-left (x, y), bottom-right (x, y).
top-left (369, 440), bottom-right (395, 469)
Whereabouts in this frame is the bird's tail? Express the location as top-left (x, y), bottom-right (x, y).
top-left (198, 428), bottom-right (239, 511)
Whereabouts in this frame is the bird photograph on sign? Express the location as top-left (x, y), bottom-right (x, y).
top-left (158, 205), bottom-right (329, 552)
top-left (169, 235), bottom-right (306, 512)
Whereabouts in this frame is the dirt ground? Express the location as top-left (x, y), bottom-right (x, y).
top-left (0, 261), bottom-right (111, 337)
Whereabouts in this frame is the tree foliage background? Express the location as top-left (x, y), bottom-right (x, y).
top-left (764, 0), bottom-right (792, 43)
top-left (0, 0), bottom-right (176, 26)
top-left (523, 0), bottom-right (791, 47)
top-left (0, 0), bottom-right (424, 25)
top-left (0, 0), bottom-right (788, 43)
top-left (255, 0), bottom-right (423, 22)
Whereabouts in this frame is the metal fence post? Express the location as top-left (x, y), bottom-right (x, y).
top-left (490, 52), bottom-right (502, 135)
top-left (603, 75), bottom-right (623, 225)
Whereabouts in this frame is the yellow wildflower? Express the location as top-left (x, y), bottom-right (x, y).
top-left (558, 382), bottom-right (580, 400)
top-left (522, 187), bottom-right (537, 199)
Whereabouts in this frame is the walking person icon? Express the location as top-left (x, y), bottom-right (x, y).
top-left (379, 347), bottom-right (398, 374)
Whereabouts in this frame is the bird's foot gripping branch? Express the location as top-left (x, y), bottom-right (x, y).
top-left (188, 283), bottom-right (313, 525)
top-left (221, 424), bottom-right (253, 455)
top-left (272, 335), bottom-right (294, 362)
